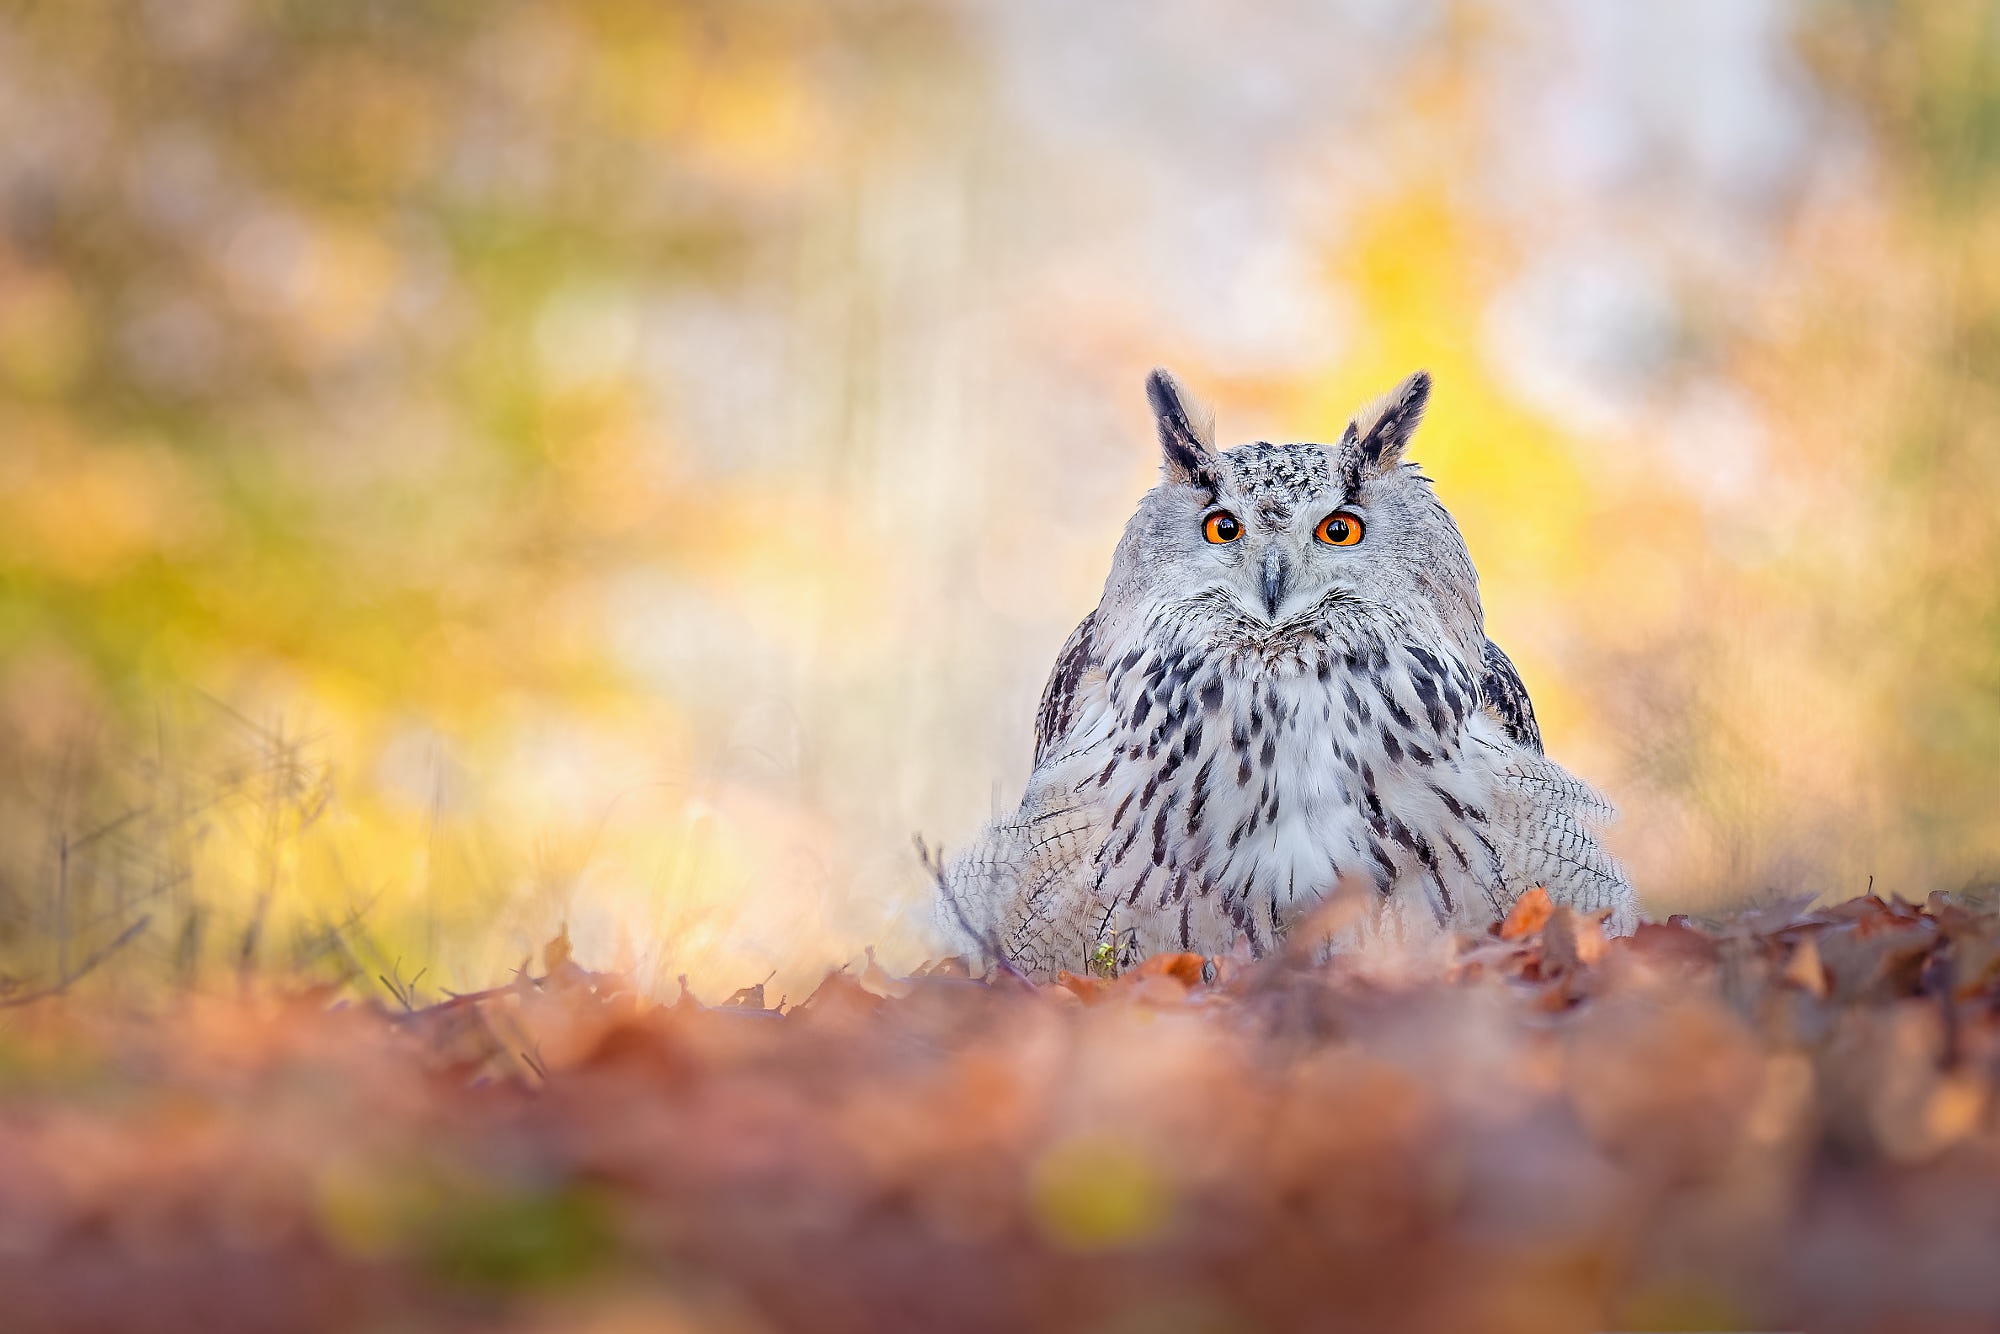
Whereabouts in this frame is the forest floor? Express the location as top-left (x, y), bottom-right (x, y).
top-left (2, 889), bottom-right (1998, 1333)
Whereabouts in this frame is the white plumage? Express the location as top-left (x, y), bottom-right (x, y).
top-left (944, 369), bottom-right (1634, 977)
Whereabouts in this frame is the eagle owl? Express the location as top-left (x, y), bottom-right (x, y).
top-left (942, 369), bottom-right (1635, 977)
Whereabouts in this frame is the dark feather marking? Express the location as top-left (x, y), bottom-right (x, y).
top-left (1363, 835), bottom-right (1396, 892)
top-left (1478, 638), bottom-right (1544, 752)
top-left (1409, 667), bottom-right (1450, 737)
top-left (1335, 422), bottom-right (1363, 495)
top-left (1151, 795), bottom-right (1179, 867)
top-left (1033, 611), bottom-right (1100, 767)
top-left (1148, 368), bottom-right (1219, 490)
top-left (1407, 831), bottom-right (1453, 919)
top-left (1428, 784), bottom-right (1466, 821)
top-left (1186, 755), bottom-right (1215, 834)
top-left (1355, 370), bottom-right (1431, 472)
top-left (1380, 688), bottom-right (1417, 732)
top-left (1465, 823), bottom-right (1506, 882)
top-left (1384, 813), bottom-right (1419, 857)
top-left (1111, 819), bottom-right (1142, 867)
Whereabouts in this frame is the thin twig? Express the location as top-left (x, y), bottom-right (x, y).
top-left (519, 1047), bottom-right (551, 1082)
top-left (913, 834), bottom-right (1029, 984)
top-left (0, 915), bottom-right (153, 1010)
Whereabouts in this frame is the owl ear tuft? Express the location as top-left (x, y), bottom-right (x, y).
top-left (1338, 369), bottom-right (1432, 483)
top-left (1145, 368), bottom-right (1219, 489)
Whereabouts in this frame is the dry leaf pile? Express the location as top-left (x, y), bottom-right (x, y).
top-left (3, 890), bottom-right (2000, 1333)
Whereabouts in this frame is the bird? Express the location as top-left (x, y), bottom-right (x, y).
top-left (939, 368), bottom-right (1635, 978)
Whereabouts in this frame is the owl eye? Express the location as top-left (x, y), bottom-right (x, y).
top-left (1203, 511), bottom-right (1243, 544)
top-left (1315, 511), bottom-right (1364, 546)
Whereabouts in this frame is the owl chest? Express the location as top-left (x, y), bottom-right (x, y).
top-left (1081, 638), bottom-right (1493, 936)
top-left (1179, 677), bottom-right (1387, 899)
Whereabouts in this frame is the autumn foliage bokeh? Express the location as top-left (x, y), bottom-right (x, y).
top-left (1, 3), bottom-right (1998, 1032)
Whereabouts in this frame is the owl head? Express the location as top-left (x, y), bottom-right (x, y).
top-left (1100, 369), bottom-right (1483, 650)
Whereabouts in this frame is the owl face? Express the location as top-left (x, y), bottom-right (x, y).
top-left (1166, 442), bottom-right (1376, 623)
top-left (1105, 370), bottom-right (1483, 647)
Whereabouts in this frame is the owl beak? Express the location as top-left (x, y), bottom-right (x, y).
top-left (1260, 549), bottom-right (1290, 619)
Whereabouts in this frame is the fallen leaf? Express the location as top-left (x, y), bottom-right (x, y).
top-left (1128, 953), bottom-right (1206, 987)
top-left (1055, 970), bottom-right (1110, 1004)
top-left (1781, 937), bottom-right (1828, 999)
top-left (1499, 886), bottom-right (1553, 940)
top-left (544, 926), bottom-right (573, 975)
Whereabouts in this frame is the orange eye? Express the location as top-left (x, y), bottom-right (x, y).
top-left (1203, 511), bottom-right (1243, 544)
top-left (1315, 511), bottom-right (1364, 546)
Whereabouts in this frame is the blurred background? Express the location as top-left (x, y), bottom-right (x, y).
top-left (0, 0), bottom-right (1995, 1001)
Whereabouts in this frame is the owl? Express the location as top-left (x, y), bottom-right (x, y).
top-left (942, 369), bottom-right (1634, 978)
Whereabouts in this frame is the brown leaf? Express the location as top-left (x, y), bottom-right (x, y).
top-left (1815, 920), bottom-right (1936, 1002)
top-left (794, 969), bottom-right (883, 1027)
top-left (858, 945), bottom-right (913, 999)
top-left (721, 981), bottom-right (768, 1010)
top-left (1619, 921), bottom-right (1722, 967)
top-left (1781, 936), bottom-right (1828, 999)
top-left (543, 925), bottom-right (573, 975)
top-left (1949, 927), bottom-right (2000, 1001)
top-left (1542, 905), bottom-right (1606, 975)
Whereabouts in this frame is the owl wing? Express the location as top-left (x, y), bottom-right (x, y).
top-left (1474, 641), bottom-right (1634, 930)
top-left (1477, 638), bottom-right (1543, 754)
top-left (1032, 610), bottom-right (1104, 767)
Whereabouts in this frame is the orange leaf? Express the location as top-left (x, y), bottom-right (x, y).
top-left (1129, 952), bottom-right (1206, 987)
top-left (1499, 887), bottom-right (1553, 940)
top-left (1055, 970), bottom-right (1110, 1004)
